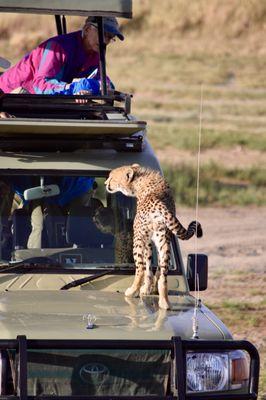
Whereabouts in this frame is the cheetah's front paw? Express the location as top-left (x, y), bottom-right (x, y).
top-left (125, 286), bottom-right (139, 298)
top-left (158, 296), bottom-right (171, 310)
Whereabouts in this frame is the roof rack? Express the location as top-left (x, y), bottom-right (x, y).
top-left (0, 91), bottom-right (132, 119)
top-left (0, 0), bottom-right (133, 18)
top-left (0, 92), bottom-right (146, 152)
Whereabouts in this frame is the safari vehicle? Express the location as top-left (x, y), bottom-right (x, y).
top-left (0, 1), bottom-right (260, 399)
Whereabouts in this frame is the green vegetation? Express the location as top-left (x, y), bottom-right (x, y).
top-left (221, 300), bottom-right (264, 312)
top-left (208, 301), bottom-right (264, 328)
top-left (148, 125), bottom-right (266, 152)
top-left (163, 162), bottom-right (266, 206)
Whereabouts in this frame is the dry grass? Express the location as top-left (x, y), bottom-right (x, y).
top-left (126, 0), bottom-right (266, 56)
top-left (1, 0), bottom-right (266, 59)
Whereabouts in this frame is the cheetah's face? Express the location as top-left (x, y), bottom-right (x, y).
top-left (93, 207), bottom-right (114, 234)
top-left (105, 165), bottom-right (139, 197)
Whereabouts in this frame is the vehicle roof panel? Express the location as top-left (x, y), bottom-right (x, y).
top-left (0, 141), bottom-right (161, 173)
top-left (0, 0), bottom-right (132, 18)
top-left (0, 119), bottom-right (146, 137)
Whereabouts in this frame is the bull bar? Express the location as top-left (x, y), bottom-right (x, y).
top-left (0, 335), bottom-right (260, 400)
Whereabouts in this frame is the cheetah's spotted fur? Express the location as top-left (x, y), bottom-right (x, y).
top-left (105, 164), bottom-right (203, 309)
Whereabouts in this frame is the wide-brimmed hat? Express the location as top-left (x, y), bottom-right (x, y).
top-left (0, 56), bottom-right (10, 69)
top-left (85, 16), bottom-right (124, 41)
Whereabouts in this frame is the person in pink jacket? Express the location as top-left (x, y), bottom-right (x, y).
top-left (0, 56), bottom-right (13, 117)
top-left (0, 16), bottom-right (124, 95)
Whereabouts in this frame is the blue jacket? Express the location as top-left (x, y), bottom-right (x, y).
top-left (13, 176), bottom-right (95, 206)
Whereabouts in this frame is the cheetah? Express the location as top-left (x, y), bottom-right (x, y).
top-left (93, 206), bottom-right (133, 264)
top-left (105, 164), bottom-right (203, 309)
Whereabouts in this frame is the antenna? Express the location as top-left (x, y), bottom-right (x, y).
top-left (192, 83), bottom-right (203, 340)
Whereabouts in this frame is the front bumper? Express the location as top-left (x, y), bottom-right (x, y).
top-left (0, 336), bottom-right (260, 400)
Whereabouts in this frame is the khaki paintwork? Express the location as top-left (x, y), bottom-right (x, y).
top-left (0, 288), bottom-right (232, 340)
top-left (0, 138), bottom-right (161, 172)
top-left (0, 119), bottom-right (146, 137)
top-left (0, 136), bottom-right (232, 343)
top-left (0, 273), bottom-right (187, 292)
top-left (0, 0), bottom-right (132, 18)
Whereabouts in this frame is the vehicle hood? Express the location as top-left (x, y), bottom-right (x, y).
top-left (0, 290), bottom-right (232, 340)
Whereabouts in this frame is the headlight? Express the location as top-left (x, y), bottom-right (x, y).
top-left (186, 350), bottom-right (249, 393)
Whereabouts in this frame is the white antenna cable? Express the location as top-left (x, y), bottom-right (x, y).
top-left (192, 84), bottom-right (203, 340)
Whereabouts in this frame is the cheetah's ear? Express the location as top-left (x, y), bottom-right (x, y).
top-left (131, 163), bottom-right (140, 169)
top-left (125, 167), bottom-right (135, 182)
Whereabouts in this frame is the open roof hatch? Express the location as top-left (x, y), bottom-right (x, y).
top-left (0, 1), bottom-right (132, 18)
top-left (0, 0), bottom-right (131, 97)
top-left (0, 1), bottom-right (145, 152)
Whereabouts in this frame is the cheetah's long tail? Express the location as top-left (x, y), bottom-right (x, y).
top-left (170, 219), bottom-right (203, 240)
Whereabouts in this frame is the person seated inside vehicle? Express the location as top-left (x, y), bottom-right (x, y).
top-left (3, 176), bottom-right (95, 251)
top-left (0, 60), bottom-right (15, 118)
top-left (0, 176), bottom-right (46, 251)
top-left (31, 176), bottom-right (96, 249)
top-left (0, 17), bottom-right (124, 97)
top-left (0, 112), bottom-right (13, 118)
top-left (0, 179), bottom-right (18, 259)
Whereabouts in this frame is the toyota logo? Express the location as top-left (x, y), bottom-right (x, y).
top-left (79, 363), bottom-right (109, 384)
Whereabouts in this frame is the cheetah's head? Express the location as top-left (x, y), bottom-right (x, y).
top-left (93, 207), bottom-right (115, 234)
top-left (105, 164), bottom-right (140, 197)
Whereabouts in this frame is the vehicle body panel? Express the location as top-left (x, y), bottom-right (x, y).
top-left (0, 139), bottom-right (161, 172)
top-left (0, 0), bottom-right (132, 18)
top-left (0, 273), bottom-right (187, 292)
top-left (0, 119), bottom-right (146, 137)
top-left (0, 289), bottom-right (232, 340)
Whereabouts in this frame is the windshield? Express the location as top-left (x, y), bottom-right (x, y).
top-left (0, 174), bottom-right (136, 270)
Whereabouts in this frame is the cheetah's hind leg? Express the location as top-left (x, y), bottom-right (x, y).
top-left (140, 241), bottom-right (154, 297)
top-left (157, 237), bottom-right (171, 310)
top-left (152, 266), bottom-right (160, 295)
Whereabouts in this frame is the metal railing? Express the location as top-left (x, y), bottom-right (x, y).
top-left (0, 336), bottom-right (260, 400)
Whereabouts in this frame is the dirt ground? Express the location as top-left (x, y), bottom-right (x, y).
top-left (179, 207), bottom-right (265, 275)
top-left (178, 206), bottom-right (266, 398)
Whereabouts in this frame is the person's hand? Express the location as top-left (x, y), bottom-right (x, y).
top-left (75, 90), bottom-right (91, 104)
top-left (107, 78), bottom-right (115, 91)
top-left (0, 111), bottom-right (15, 118)
top-left (98, 78), bottom-right (115, 93)
top-left (68, 78), bottom-right (100, 95)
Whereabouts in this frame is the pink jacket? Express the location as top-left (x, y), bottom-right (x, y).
top-left (0, 31), bottom-right (100, 94)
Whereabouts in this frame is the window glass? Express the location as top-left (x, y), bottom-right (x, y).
top-left (0, 175), bottom-right (136, 269)
top-left (0, 173), bottom-right (178, 272)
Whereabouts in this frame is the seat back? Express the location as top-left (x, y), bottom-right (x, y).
top-left (12, 208), bottom-right (31, 249)
top-left (44, 214), bottom-right (67, 248)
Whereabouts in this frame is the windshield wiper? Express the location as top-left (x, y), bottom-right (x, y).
top-left (60, 270), bottom-right (113, 290)
top-left (0, 256), bottom-right (63, 273)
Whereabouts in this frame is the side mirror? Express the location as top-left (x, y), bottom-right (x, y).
top-left (186, 253), bottom-right (208, 291)
top-left (24, 184), bottom-right (60, 201)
